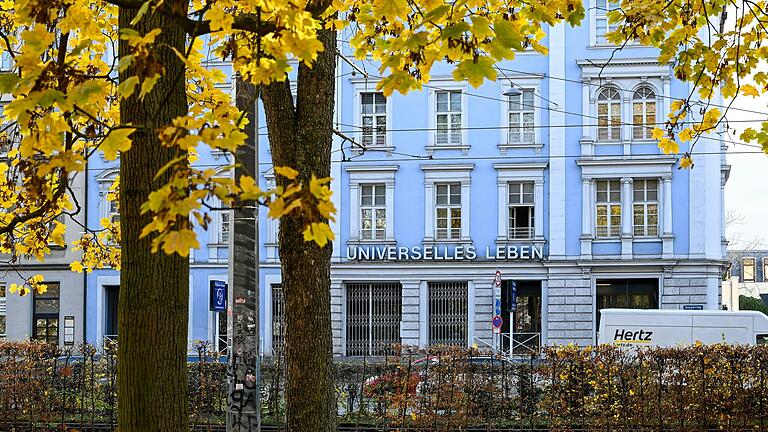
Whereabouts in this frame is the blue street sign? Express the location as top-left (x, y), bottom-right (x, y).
top-left (210, 280), bottom-right (227, 312)
top-left (510, 281), bottom-right (517, 311)
top-left (494, 298), bottom-right (502, 316)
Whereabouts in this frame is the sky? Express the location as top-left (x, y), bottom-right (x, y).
top-left (724, 90), bottom-right (768, 250)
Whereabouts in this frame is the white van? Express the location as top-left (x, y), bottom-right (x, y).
top-left (597, 309), bottom-right (768, 347)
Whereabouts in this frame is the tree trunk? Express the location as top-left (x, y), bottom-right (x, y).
top-left (261, 27), bottom-right (337, 432)
top-left (117, 2), bottom-right (190, 431)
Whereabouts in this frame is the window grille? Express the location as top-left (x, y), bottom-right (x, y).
top-left (272, 284), bottom-right (285, 356)
top-left (346, 282), bottom-right (402, 357)
top-left (596, 179), bottom-right (621, 238)
top-left (436, 90), bottom-right (462, 145)
top-left (435, 183), bottom-right (461, 240)
top-left (508, 89), bottom-right (535, 144)
top-left (633, 179), bottom-right (659, 237)
top-left (219, 211), bottom-right (230, 244)
top-left (0, 284), bottom-right (5, 339)
top-left (361, 92), bottom-right (387, 146)
top-left (597, 87), bottom-right (622, 141)
top-left (360, 184), bottom-right (386, 240)
top-left (632, 87), bottom-right (656, 139)
top-left (508, 181), bottom-right (535, 239)
top-left (428, 281), bottom-right (468, 346)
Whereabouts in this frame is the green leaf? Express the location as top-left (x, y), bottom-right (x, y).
top-left (0, 73), bottom-right (18, 93)
top-left (453, 57), bottom-right (497, 88)
top-left (118, 76), bottom-right (139, 99)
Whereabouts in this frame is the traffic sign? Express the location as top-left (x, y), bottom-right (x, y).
top-left (509, 281), bottom-right (517, 311)
top-left (494, 298), bottom-right (502, 316)
top-left (494, 270), bottom-right (502, 287)
top-left (492, 315), bottom-right (503, 328)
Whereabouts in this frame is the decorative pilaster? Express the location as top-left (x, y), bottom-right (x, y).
top-left (621, 177), bottom-right (633, 259)
top-left (534, 179), bottom-right (545, 240)
top-left (622, 95), bottom-right (632, 156)
top-left (581, 78), bottom-right (594, 157)
top-left (662, 176), bottom-right (674, 258)
top-left (580, 178), bottom-right (593, 258)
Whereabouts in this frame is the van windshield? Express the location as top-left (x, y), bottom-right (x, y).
top-left (757, 334), bottom-right (768, 345)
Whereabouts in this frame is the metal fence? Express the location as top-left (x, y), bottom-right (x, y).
top-left (4, 341), bottom-right (768, 431)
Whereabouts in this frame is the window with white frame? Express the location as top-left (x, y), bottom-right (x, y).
top-left (0, 283), bottom-right (6, 339)
top-left (764, 258), bottom-right (768, 282)
top-left (219, 211), bottom-right (230, 244)
top-left (360, 184), bottom-right (386, 240)
top-left (507, 89), bottom-right (535, 144)
top-left (435, 183), bottom-right (461, 240)
top-left (743, 258), bottom-right (756, 282)
top-left (361, 92), bottom-right (387, 147)
top-left (633, 179), bottom-right (658, 237)
top-left (595, 179), bottom-right (621, 238)
top-left (108, 199), bottom-right (119, 224)
top-left (595, 0), bottom-right (621, 45)
top-left (597, 87), bottom-right (622, 142)
top-left (435, 90), bottom-right (462, 145)
top-left (632, 86), bottom-right (656, 140)
top-left (508, 181), bottom-right (534, 239)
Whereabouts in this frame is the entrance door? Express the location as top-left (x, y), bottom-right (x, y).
top-left (501, 280), bottom-right (542, 355)
top-left (104, 285), bottom-right (119, 342)
top-left (596, 278), bottom-right (659, 337)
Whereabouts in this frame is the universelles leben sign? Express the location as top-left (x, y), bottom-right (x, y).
top-left (346, 244), bottom-right (545, 261)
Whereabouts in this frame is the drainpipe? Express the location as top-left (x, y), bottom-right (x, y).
top-left (82, 156), bottom-right (89, 346)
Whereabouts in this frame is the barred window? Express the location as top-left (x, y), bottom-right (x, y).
top-left (632, 87), bottom-right (656, 140)
top-left (633, 179), bottom-right (658, 237)
top-left (435, 183), bottom-right (461, 240)
top-left (597, 87), bottom-right (622, 141)
top-left (272, 284), bottom-right (285, 356)
top-left (346, 283), bottom-right (402, 357)
top-left (361, 92), bottom-right (386, 146)
top-left (219, 211), bottom-right (230, 244)
top-left (596, 180), bottom-right (621, 238)
top-left (0, 283), bottom-right (5, 339)
top-left (360, 184), bottom-right (386, 240)
top-left (508, 89), bottom-right (535, 144)
top-left (428, 281), bottom-right (467, 346)
top-left (508, 181), bottom-right (535, 239)
top-left (436, 90), bottom-right (462, 145)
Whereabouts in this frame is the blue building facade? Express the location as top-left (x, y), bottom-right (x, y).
top-left (259, 9), bottom-right (728, 356)
top-left (77, 3), bottom-right (728, 355)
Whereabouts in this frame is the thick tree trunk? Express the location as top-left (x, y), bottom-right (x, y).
top-left (117, 2), bottom-right (190, 431)
top-left (261, 28), bottom-right (337, 432)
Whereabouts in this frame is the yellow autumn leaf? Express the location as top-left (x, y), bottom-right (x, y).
top-left (70, 261), bottom-right (84, 273)
top-left (302, 222), bottom-right (335, 247)
top-left (679, 154), bottom-right (694, 169)
top-left (240, 175), bottom-right (263, 201)
top-left (274, 166), bottom-right (299, 180)
top-left (741, 84), bottom-right (760, 97)
top-left (658, 137), bottom-right (679, 154)
top-left (651, 128), bottom-right (665, 140)
top-left (309, 175), bottom-right (333, 200)
top-left (678, 128), bottom-right (692, 142)
top-left (101, 128), bottom-right (134, 160)
top-left (268, 197), bottom-right (302, 218)
top-left (161, 229), bottom-right (199, 256)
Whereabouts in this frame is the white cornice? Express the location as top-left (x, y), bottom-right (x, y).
top-left (419, 163), bottom-right (475, 172)
top-left (344, 165), bottom-right (399, 173)
top-left (493, 162), bottom-right (549, 171)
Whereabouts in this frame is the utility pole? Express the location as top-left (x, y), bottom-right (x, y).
top-left (227, 76), bottom-right (260, 432)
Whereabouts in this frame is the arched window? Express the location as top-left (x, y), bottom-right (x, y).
top-left (597, 87), bottom-right (622, 141)
top-left (632, 86), bottom-right (656, 140)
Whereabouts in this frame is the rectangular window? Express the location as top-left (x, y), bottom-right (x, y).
top-left (219, 211), bottom-right (230, 244)
top-left (428, 281), bottom-right (468, 346)
top-left (435, 90), bottom-right (462, 145)
top-left (0, 283), bottom-right (6, 339)
top-left (435, 183), bottom-right (461, 240)
top-left (33, 282), bottom-right (60, 343)
top-left (743, 258), bottom-right (756, 282)
top-left (508, 181), bottom-right (534, 239)
top-left (361, 92), bottom-right (387, 147)
top-left (271, 284), bottom-right (285, 357)
top-left (508, 89), bottom-right (535, 144)
top-left (595, 0), bottom-right (621, 44)
top-left (632, 179), bottom-right (659, 237)
top-left (596, 180), bottom-right (621, 238)
top-left (764, 258), bottom-right (768, 282)
top-left (360, 184), bottom-right (386, 240)
top-left (346, 282), bottom-right (402, 356)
